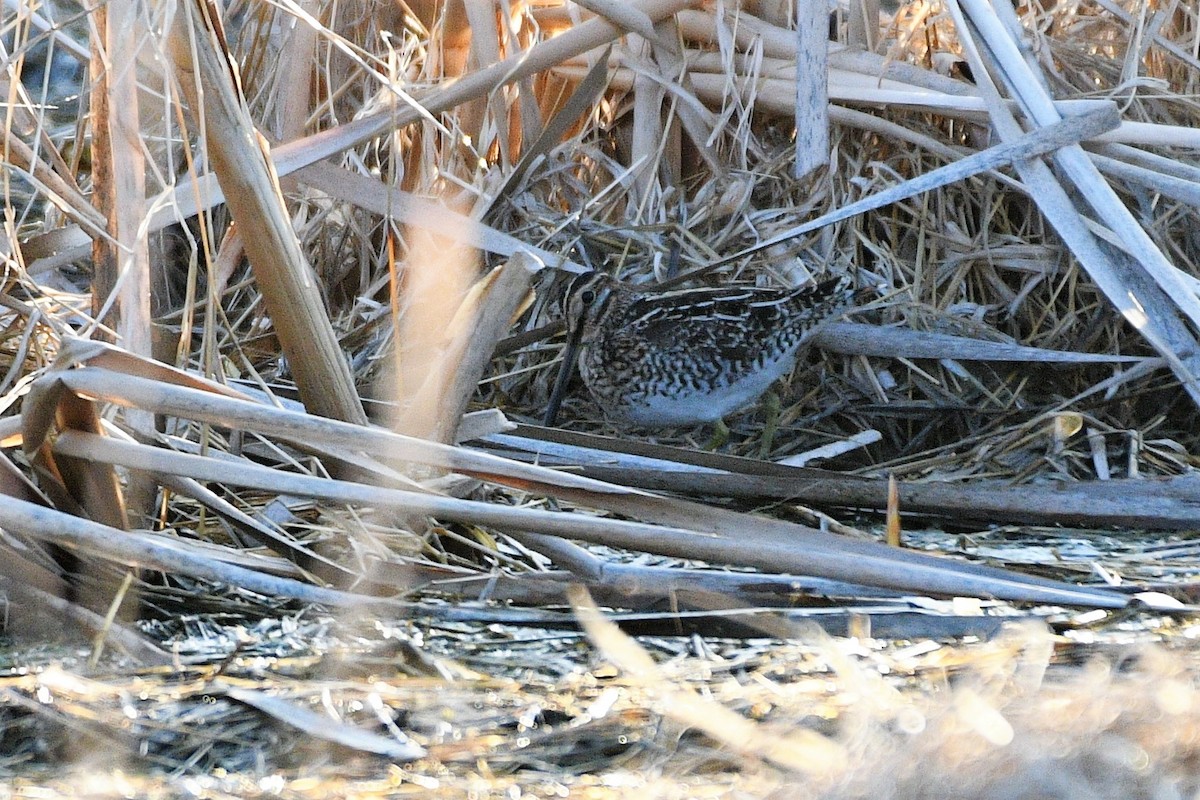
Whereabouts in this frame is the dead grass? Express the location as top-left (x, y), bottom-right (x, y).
top-left (3, 0), bottom-right (1200, 794)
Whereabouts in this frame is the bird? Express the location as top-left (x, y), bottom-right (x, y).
top-left (543, 271), bottom-right (862, 428)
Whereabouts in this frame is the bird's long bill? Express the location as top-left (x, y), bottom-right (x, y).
top-left (543, 321), bottom-right (586, 426)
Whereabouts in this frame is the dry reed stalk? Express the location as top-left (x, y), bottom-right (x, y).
top-left (795, 0), bottom-right (830, 179)
top-left (945, 0), bottom-right (1200, 413)
top-left (166, 0), bottom-right (366, 425)
top-left (847, 0), bottom-right (882, 52)
top-left (0, 482), bottom-right (395, 609)
top-left (388, 198), bottom-right (477, 440)
top-left (7, 0), bottom-right (1200, 788)
top-left (0, 132), bottom-right (104, 236)
top-left (296, 160), bottom-right (585, 270)
top-left (628, 29), bottom-right (670, 213)
top-left (60, 423), bottom-right (1123, 607)
top-left (17, 0), bottom-right (701, 274)
top-left (425, 255), bottom-right (534, 441)
top-left (86, 0), bottom-right (157, 530)
top-left (390, 251), bottom-right (532, 444)
top-left (459, 0), bottom-right (511, 165)
top-left (5, 0), bottom-right (1200, 628)
top-left (37, 365), bottom-right (1136, 608)
top-left (250, 0), bottom-right (320, 206)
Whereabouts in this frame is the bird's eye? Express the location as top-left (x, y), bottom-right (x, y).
top-left (580, 289), bottom-right (597, 304)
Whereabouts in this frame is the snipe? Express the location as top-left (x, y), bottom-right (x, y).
top-left (544, 272), bottom-right (861, 427)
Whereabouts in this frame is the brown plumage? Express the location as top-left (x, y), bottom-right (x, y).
top-left (544, 272), bottom-right (861, 426)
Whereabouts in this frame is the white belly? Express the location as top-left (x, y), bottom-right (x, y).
top-left (614, 351), bottom-right (797, 426)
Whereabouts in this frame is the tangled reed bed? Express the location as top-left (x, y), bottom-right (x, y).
top-left (3, 0), bottom-right (1200, 795)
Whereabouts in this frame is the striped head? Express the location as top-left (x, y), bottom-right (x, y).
top-left (561, 271), bottom-right (619, 341)
top-left (544, 271), bottom-right (618, 425)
